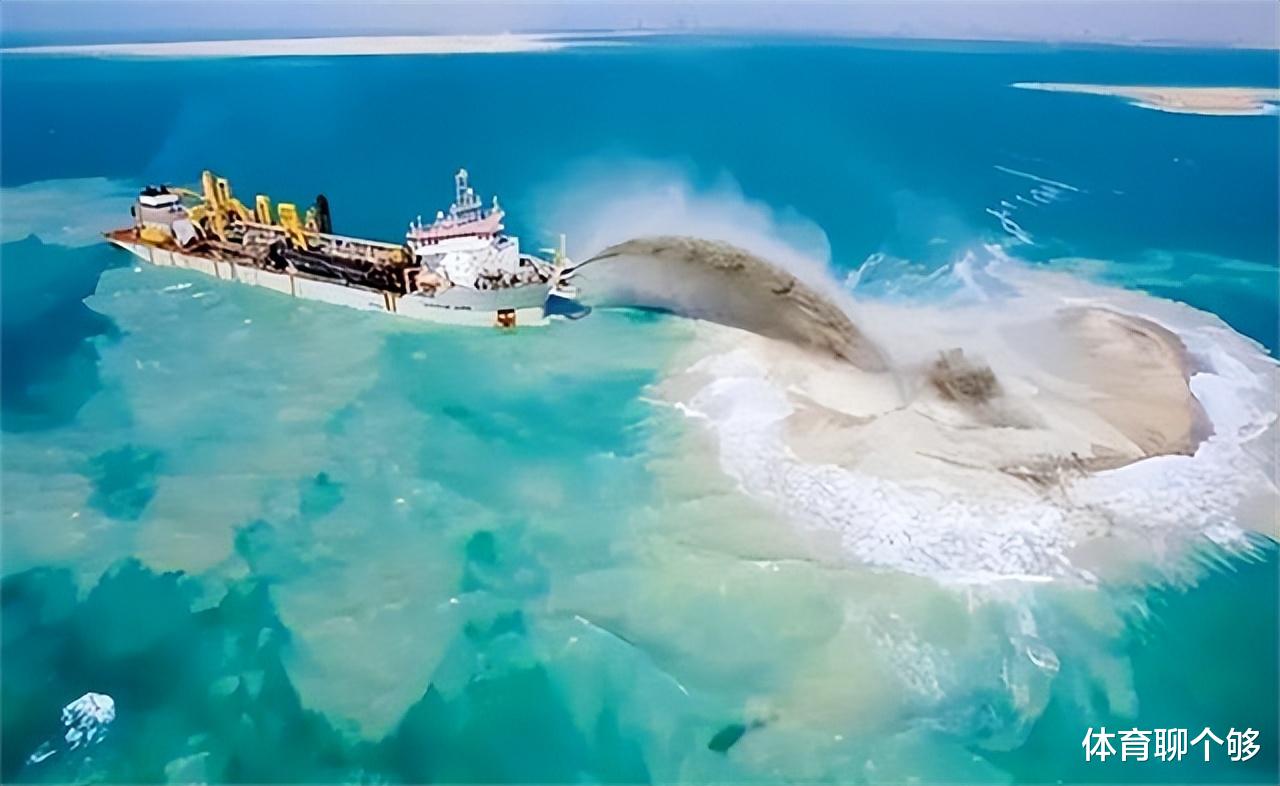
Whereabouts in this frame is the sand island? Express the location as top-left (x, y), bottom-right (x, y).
top-left (1013, 82), bottom-right (1280, 116)
top-left (568, 235), bottom-right (1279, 583)
top-left (0, 33), bottom-right (623, 58)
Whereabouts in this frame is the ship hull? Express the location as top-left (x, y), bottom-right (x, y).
top-left (109, 238), bottom-right (550, 327)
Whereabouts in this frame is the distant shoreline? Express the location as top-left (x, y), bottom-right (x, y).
top-left (0, 33), bottom-right (630, 58)
top-left (1012, 82), bottom-right (1280, 116)
top-left (5, 31), bottom-right (1275, 59)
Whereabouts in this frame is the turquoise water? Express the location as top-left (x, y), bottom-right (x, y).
top-left (1, 37), bottom-right (1277, 783)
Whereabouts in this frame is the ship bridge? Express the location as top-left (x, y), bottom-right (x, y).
top-left (406, 168), bottom-right (506, 247)
top-left (405, 169), bottom-right (523, 283)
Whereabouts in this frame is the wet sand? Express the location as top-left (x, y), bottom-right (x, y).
top-left (578, 234), bottom-right (1209, 483)
top-left (677, 304), bottom-right (1206, 495)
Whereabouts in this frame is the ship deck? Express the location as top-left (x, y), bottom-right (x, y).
top-left (105, 226), bottom-right (553, 327)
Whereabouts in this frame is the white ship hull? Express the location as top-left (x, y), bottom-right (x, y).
top-left (111, 239), bottom-right (550, 327)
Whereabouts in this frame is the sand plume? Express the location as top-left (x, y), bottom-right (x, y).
top-left (569, 236), bottom-right (889, 371)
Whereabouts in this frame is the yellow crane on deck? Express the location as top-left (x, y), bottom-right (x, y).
top-left (178, 170), bottom-right (307, 247)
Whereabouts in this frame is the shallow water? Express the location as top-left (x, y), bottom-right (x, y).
top-left (1, 36), bottom-right (1277, 783)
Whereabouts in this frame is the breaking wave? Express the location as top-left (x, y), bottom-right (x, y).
top-left (984, 164), bottom-right (1085, 245)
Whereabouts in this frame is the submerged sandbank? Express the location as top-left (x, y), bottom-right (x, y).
top-left (1012, 82), bottom-right (1280, 116)
top-left (0, 33), bottom-right (621, 58)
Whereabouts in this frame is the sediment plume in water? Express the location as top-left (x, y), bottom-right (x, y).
top-left (572, 236), bottom-right (890, 371)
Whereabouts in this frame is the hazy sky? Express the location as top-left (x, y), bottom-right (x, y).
top-left (3, 0), bottom-right (1278, 49)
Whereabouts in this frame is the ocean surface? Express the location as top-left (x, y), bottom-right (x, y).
top-left (1, 36), bottom-right (1277, 783)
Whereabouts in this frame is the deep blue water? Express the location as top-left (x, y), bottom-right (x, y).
top-left (1, 37), bottom-right (1277, 784)
top-left (3, 39), bottom-right (1276, 283)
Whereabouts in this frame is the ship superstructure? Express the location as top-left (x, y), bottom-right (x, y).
top-left (107, 169), bottom-right (569, 327)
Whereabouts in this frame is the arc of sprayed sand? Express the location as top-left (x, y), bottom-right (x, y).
top-left (570, 236), bottom-right (890, 371)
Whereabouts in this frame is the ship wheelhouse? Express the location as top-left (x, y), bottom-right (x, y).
top-left (132, 184), bottom-right (197, 244)
top-left (137, 186), bottom-right (182, 210)
top-left (404, 169), bottom-right (528, 289)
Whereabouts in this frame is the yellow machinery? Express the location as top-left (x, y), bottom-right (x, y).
top-left (276, 203), bottom-right (307, 247)
top-left (187, 169), bottom-right (253, 240)
top-left (254, 194), bottom-right (272, 224)
top-left (554, 233), bottom-right (568, 268)
top-left (139, 226), bottom-right (172, 245)
top-left (179, 169), bottom-right (319, 250)
top-left (544, 233), bottom-right (570, 284)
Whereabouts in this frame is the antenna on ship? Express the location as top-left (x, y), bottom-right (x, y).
top-left (455, 168), bottom-right (468, 199)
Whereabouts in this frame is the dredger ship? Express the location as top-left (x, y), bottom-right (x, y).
top-left (107, 168), bottom-right (580, 327)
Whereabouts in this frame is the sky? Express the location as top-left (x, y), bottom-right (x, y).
top-left (1, 0), bottom-right (1278, 49)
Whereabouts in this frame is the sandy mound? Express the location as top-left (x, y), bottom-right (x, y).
top-left (570, 234), bottom-right (1211, 482)
top-left (766, 306), bottom-right (1208, 492)
top-left (1032, 307), bottom-right (1210, 458)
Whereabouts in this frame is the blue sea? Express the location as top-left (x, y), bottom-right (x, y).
top-left (1, 36), bottom-right (1277, 783)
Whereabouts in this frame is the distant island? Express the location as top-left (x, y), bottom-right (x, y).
top-left (0, 33), bottom-right (630, 58)
top-left (1013, 82), bottom-right (1280, 116)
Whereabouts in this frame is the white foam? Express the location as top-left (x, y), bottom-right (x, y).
top-left (984, 207), bottom-right (1033, 245)
top-left (680, 350), bottom-right (1085, 583)
top-left (994, 165), bottom-right (1083, 193)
